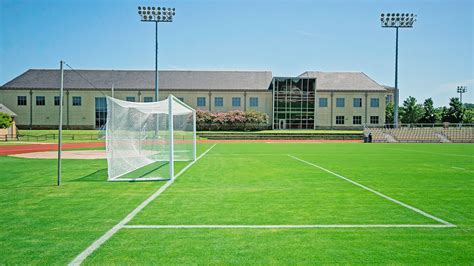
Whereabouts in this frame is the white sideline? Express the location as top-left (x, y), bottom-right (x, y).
top-left (69, 144), bottom-right (217, 266)
top-left (288, 155), bottom-right (455, 227)
top-left (123, 224), bottom-right (455, 229)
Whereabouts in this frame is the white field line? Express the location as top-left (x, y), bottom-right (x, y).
top-left (265, 142), bottom-right (323, 144)
top-left (69, 144), bottom-right (217, 266)
top-left (288, 155), bottom-right (455, 227)
top-left (123, 224), bottom-right (455, 229)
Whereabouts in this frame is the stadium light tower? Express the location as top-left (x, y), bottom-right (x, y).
top-left (457, 86), bottom-right (467, 103)
top-left (138, 6), bottom-right (176, 101)
top-left (380, 13), bottom-right (417, 127)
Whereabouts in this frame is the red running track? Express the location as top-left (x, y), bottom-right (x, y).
top-left (0, 142), bottom-right (105, 156)
top-left (0, 139), bottom-right (360, 156)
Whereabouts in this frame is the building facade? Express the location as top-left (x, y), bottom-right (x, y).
top-left (0, 69), bottom-right (394, 129)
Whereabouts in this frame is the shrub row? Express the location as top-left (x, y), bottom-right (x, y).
top-left (196, 110), bottom-right (270, 131)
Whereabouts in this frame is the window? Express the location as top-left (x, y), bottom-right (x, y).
top-left (197, 97), bottom-right (206, 107)
top-left (249, 97), bottom-right (258, 107)
top-left (336, 98), bottom-right (345, 107)
top-left (214, 97), bottom-right (223, 107)
top-left (144, 97), bottom-right (153, 102)
top-left (371, 98), bottom-right (380, 108)
top-left (319, 98), bottom-right (328, 107)
top-left (54, 96), bottom-right (60, 106)
top-left (232, 97), bottom-right (241, 107)
top-left (126, 96), bottom-right (135, 102)
top-left (72, 96), bottom-right (82, 106)
top-left (353, 98), bottom-right (362, 108)
top-left (95, 97), bottom-right (107, 129)
top-left (177, 97), bottom-right (184, 102)
top-left (370, 116), bottom-right (379, 124)
top-left (336, 116), bottom-right (345, 125)
top-left (353, 116), bottom-right (362, 125)
top-left (17, 96), bottom-right (27, 106)
top-left (385, 95), bottom-right (392, 104)
top-left (36, 96), bottom-right (45, 106)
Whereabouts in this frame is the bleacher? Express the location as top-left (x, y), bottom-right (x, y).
top-left (365, 124), bottom-right (474, 143)
top-left (441, 127), bottom-right (474, 143)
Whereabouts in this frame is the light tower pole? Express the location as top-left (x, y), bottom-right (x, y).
top-left (380, 13), bottom-right (417, 127)
top-left (457, 86), bottom-right (467, 103)
top-left (138, 6), bottom-right (176, 102)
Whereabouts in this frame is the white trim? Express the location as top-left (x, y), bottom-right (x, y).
top-left (69, 144), bottom-right (217, 266)
top-left (123, 224), bottom-right (455, 229)
top-left (288, 155), bottom-right (455, 227)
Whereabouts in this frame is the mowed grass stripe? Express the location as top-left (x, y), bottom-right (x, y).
top-left (288, 155), bottom-right (454, 226)
top-left (130, 143), bottom-right (437, 225)
top-left (85, 226), bottom-right (474, 264)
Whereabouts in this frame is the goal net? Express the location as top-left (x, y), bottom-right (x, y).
top-left (106, 95), bottom-right (196, 181)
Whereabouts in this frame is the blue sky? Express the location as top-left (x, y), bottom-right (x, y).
top-left (1, 0), bottom-right (473, 106)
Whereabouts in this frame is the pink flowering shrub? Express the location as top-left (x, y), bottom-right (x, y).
top-left (196, 110), bottom-right (269, 131)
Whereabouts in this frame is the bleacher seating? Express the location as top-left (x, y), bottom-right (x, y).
top-left (365, 125), bottom-right (474, 143)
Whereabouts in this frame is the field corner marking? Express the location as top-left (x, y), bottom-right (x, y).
top-left (287, 154), bottom-right (456, 227)
top-left (68, 144), bottom-right (217, 266)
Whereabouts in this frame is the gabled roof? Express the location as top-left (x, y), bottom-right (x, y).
top-left (1, 69), bottom-right (273, 91)
top-left (0, 104), bottom-right (17, 117)
top-left (298, 71), bottom-right (386, 91)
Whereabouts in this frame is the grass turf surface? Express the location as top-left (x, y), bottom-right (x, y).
top-left (0, 142), bottom-right (473, 264)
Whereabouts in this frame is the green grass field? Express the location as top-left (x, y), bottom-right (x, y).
top-left (1, 142), bottom-right (473, 264)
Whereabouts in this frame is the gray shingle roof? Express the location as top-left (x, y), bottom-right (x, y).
top-left (1, 69), bottom-right (388, 93)
top-left (298, 71), bottom-right (386, 92)
top-left (1, 69), bottom-right (273, 91)
top-left (0, 104), bottom-right (17, 117)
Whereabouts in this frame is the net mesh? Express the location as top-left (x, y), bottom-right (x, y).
top-left (106, 96), bottom-right (195, 181)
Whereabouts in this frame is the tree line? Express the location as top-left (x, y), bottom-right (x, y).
top-left (386, 97), bottom-right (474, 124)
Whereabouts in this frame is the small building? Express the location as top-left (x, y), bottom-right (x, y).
top-left (0, 69), bottom-right (394, 130)
top-left (0, 103), bottom-right (18, 139)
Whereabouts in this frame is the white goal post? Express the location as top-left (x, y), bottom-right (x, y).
top-left (105, 95), bottom-right (196, 181)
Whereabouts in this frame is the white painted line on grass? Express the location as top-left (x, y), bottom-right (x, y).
top-left (123, 224), bottom-right (455, 229)
top-left (451, 166), bottom-right (465, 170)
top-left (288, 155), bottom-right (455, 227)
top-left (69, 144), bottom-right (217, 266)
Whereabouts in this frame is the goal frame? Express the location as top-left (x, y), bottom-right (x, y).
top-left (106, 94), bottom-right (196, 182)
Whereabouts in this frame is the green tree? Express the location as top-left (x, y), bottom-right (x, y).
top-left (399, 96), bottom-right (423, 124)
top-left (464, 103), bottom-right (474, 110)
top-left (434, 107), bottom-right (445, 123)
top-left (385, 101), bottom-right (394, 124)
top-left (442, 97), bottom-right (465, 123)
top-left (0, 112), bottom-right (13, 129)
top-left (463, 109), bottom-right (474, 123)
top-left (419, 98), bottom-right (436, 123)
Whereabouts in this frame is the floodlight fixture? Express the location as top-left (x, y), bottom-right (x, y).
top-left (138, 5), bottom-right (176, 22)
top-left (137, 6), bottom-right (176, 102)
top-left (380, 12), bottom-right (416, 28)
top-left (457, 86), bottom-right (468, 103)
top-left (379, 12), bottom-right (417, 128)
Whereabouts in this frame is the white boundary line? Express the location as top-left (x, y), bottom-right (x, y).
top-left (69, 144), bottom-right (217, 266)
top-left (123, 224), bottom-right (454, 229)
top-left (288, 155), bottom-right (455, 227)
